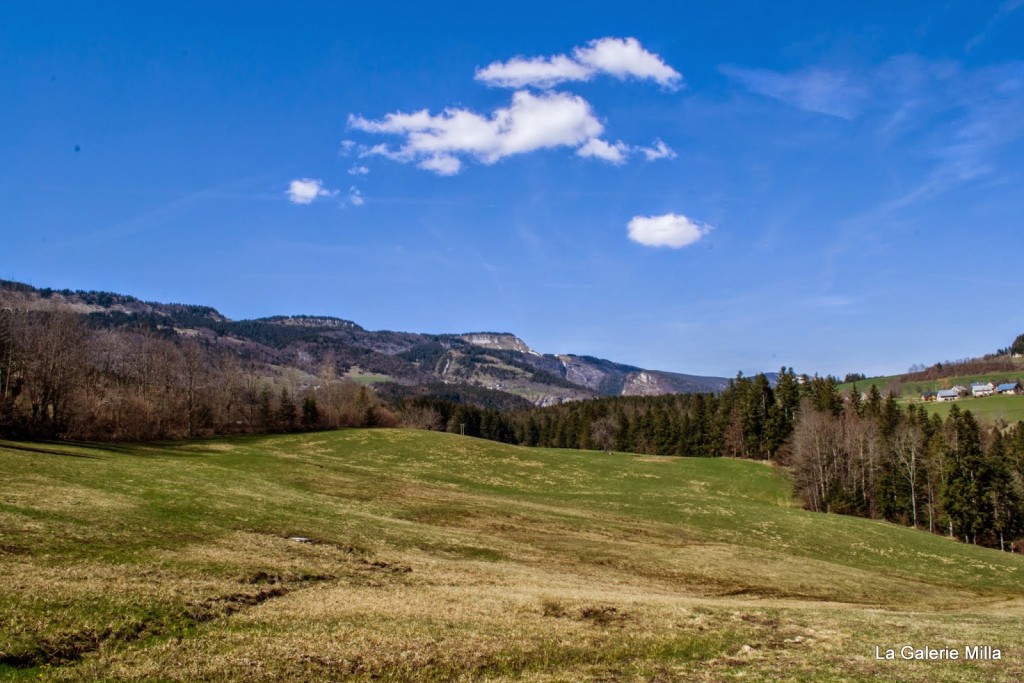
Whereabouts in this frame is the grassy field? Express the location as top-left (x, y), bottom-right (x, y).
top-left (837, 370), bottom-right (1024, 424)
top-left (343, 367), bottom-right (394, 385)
top-left (838, 369), bottom-right (1024, 401)
top-left (2, 430), bottom-right (1024, 681)
top-left (917, 394), bottom-right (1024, 423)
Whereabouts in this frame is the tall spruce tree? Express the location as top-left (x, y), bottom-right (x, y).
top-left (943, 410), bottom-right (986, 543)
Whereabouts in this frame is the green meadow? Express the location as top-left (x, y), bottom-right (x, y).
top-left (917, 394), bottom-right (1024, 423)
top-left (838, 370), bottom-right (1024, 401)
top-left (838, 371), bottom-right (1024, 423)
top-left (2, 429), bottom-right (1023, 681)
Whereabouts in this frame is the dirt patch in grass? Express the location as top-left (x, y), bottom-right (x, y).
top-left (578, 604), bottom-right (629, 625)
top-left (0, 584), bottom-right (303, 669)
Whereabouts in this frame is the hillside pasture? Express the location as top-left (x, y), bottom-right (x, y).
top-left (839, 371), bottom-right (1024, 401)
top-left (917, 394), bottom-right (1024, 423)
top-left (2, 430), bottom-right (1023, 681)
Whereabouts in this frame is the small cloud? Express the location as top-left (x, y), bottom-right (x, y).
top-left (348, 164), bottom-right (370, 175)
top-left (638, 139), bottom-right (676, 161)
top-left (576, 138), bottom-right (630, 164)
top-left (474, 54), bottom-right (591, 89)
top-left (348, 186), bottom-right (364, 206)
top-left (720, 65), bottom-right (867, 119)
top-left (573, 37), bottom-right (682, 89)
top-left (287, 178), bottom-right (336, 204)
top-left (576, 138), bottom-right (675, 164)
top-left (339, 139), bottom-right (357, 156)
top-left (418, 154), bottom-right (462, 175)
top-left (360, 143), bottom-right (405, 161)
top-left (627, 212), bottom-right (711, 248)
top-left (475, 36), bottom-right (682, 90)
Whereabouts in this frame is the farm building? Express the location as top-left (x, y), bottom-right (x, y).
top-left (921, 391), bottom-right (938, 402)
top-left (996, 381), bottom-right (1023, 395)
top-left (937, 389), bottom-right (960, 402)
top-left (971, 382), bottom-right (996, 398)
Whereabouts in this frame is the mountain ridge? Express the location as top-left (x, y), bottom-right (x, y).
top-left (0, 278), bottom-right (731, 405)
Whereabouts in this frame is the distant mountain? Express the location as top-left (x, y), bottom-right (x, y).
top-left (0, 279), bottom-right (733, 405)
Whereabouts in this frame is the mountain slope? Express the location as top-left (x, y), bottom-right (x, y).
top-left (0, 279), bottom-right (729, 404)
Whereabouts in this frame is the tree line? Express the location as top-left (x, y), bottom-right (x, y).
top-left (398, 370), bottom-right (1024, 551)
top-left (0, 307), bottom-right (397, 440)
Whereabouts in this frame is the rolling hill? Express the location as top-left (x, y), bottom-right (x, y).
top-left (2, 430), bottom-right (1022, 681)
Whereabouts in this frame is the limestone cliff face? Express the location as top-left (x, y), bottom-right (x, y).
top-left (621, 370), bottom-right (731, 396)
top-left (557, 355), bottom-right (617, 392)
top-left (621, 371), bottom-right (669, 396)
top-left (460, 333), bottom-right (536, 355)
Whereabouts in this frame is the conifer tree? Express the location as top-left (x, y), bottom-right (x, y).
top-left (301, 396), bottom-right (320, 429)
top-left (943, 410), bottom-right (986, 543)
top-left (984, 431), bottom-right (1024, 551)
top-left (277, 387), bottom-right (297, 431)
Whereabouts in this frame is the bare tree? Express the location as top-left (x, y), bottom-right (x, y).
top-left (400, 403), bottom-right (443, 431)
top-left (20, 310), bottom-right (88, 433)
top-left (791, 402), bottom-right (844, 512)
top-left (892, 421), bottom-right (925, 527)
top-left (181, 338), bottom-right (205, 437)
top-left (589, 415), bottom-right (617, 453)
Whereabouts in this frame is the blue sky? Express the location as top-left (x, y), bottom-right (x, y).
top-left (3, 1), bottom-right (1023, 378)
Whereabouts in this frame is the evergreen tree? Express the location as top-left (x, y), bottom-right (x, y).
top-left (301, 396), bottom-right (320, 429)
top-left (652, 403), bottom-right (673, 454)
top-left (257, 387), bottom-right (274, 432)
top-left (984, 431), bottom-right (1024, 551)
top-left (847, 383), bottom-right (863, 417)
top-left (1011, 333), bottom-right (1024, 356)
top-left (740, 374), bottom-right (773, 459)
top-left (943, 410), bottom-right (986, 543)
top-left (865, 384), bottom-right (883, 417)
top-left (277, 387), bottom-right (297, 431)
top-left (765, 368), bottom-right (799, 460)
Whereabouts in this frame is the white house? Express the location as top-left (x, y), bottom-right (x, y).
top-left (937, 389), bottom-right (960, 402)
top-left (971, 382), bottom-right (996, 398)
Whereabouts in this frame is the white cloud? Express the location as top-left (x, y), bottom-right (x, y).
top-left (350, 38), bottom-right (681, 175)
top-left (475, 54), bottom-right (591, 89)
top-left (418, 154), bottom-right (462, 175)
top-left (348, 164), bottom-right (370, 175)
top-left (627, 213), bottom-right (711, 248)
top-left (573, 37), bottom-right (682, 89)
top-left (348, 186), bottom-right (364, 206)
top-left (638, 139), bottom-right (676, 161)
top-left (720, 65), bottom-right (867, 119)
top-left (576, 138), bottom-right (630, 164)
top-left (287, 178), bottom-right (336, 204)
top-left (349, 90), bottom-right (604, 174)
top-left (475, 37), bottom-right (682, 90)
top-left (576, 138), bottom-right (676, 164)
top-left (360, 143), bottom-right (404, 161)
